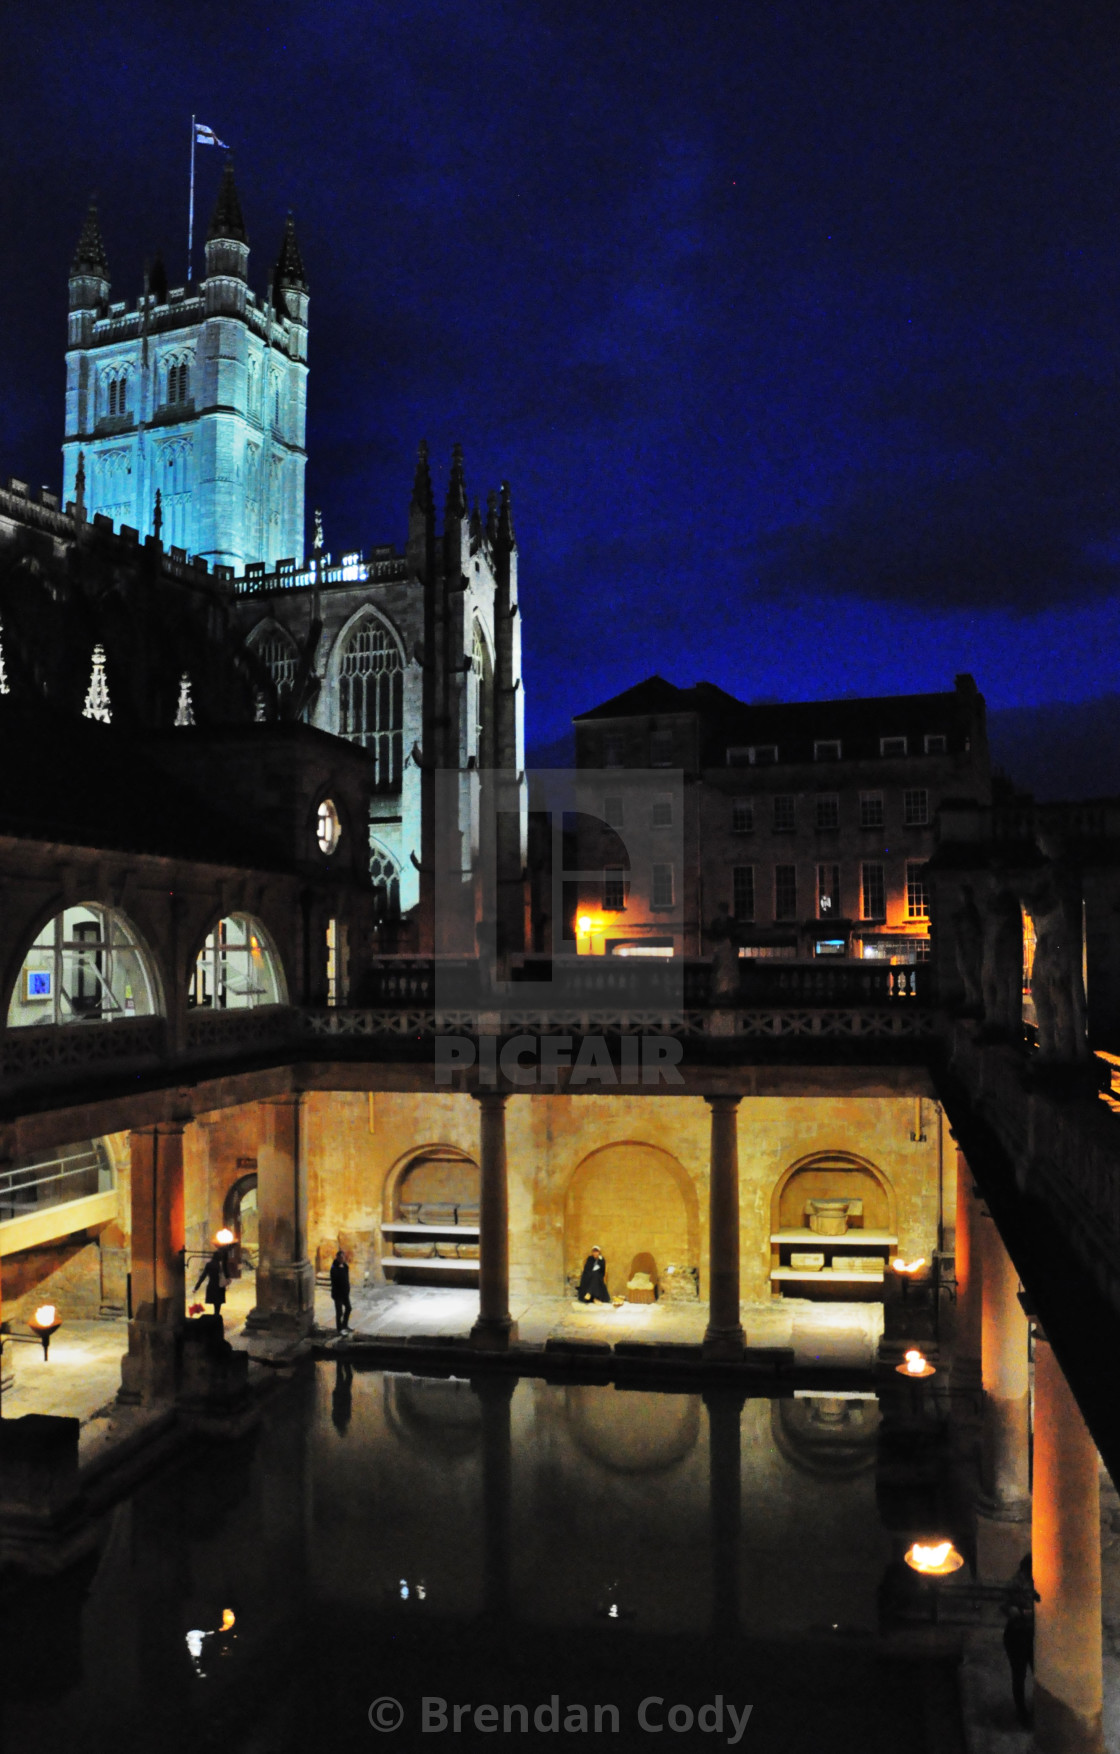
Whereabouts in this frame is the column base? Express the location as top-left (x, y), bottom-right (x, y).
top-left (245, 1259), bottom-right (315, 1337)
top-left (118, 1317), bottom-right (182, 1406)
top-left (975, 1492), bottom-right (1032, 1524)
top-left (1034, 1683), bottom-right (1104, 1754)
top-left (702, 1325), bottom-right (745, 1361)
top-left (470, 1318), bottom-right (519, 1351)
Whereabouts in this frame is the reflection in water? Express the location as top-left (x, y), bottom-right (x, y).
top-left (7, 1369), bottom-right (937, 1754)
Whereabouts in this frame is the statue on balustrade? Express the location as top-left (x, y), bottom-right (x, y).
top-left (709, 905), bottom-right (741, 1002)
top-left (1021, 854), bottom-right (1089, 1063)
top-left (980, 878), bottom-right (1023, 1036)
top-left (950, 882), bottom-right (984, 1011)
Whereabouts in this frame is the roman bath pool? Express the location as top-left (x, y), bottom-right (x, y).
top-left (5, 1364), bottom-right (967, 1753)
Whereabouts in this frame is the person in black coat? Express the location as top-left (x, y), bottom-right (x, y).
top-left (577, 1247), bottom-right (611, 1303)
top-left (330, 1247), bottom-right (352, 1334)
top-left (194, 1246), bottom-right (230, 1316)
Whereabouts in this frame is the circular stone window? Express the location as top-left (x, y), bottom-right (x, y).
top-left (316, 798), bottom-right (341, 855)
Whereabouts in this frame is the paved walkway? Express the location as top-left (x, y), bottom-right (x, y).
top-left (0, 1274), bottom-right (883, 1442)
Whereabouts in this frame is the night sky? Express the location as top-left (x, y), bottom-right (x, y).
top-left (3, 3), bottom-right (1120, 778)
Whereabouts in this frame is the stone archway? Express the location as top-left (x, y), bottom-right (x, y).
top-left (563, 1142), bottom-right (699, 1301)
top-left (770, 1151), bottom-right (897, 1238)
top-left (223, 1172), bottom-right (259, 1252)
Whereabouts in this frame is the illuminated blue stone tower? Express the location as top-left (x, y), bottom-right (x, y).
top-left (63, 163), bottom-right (307, 570)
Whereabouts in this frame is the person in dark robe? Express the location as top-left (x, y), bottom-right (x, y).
top-left (1003, 1553), bottom-right (1038, 1726)
top-left (194, 1246), bottom-right (230, 1316)
top-left (577, 1246), bottom-right (611, 1303)
top-left (330, 1247), bottom-right (352, 1334)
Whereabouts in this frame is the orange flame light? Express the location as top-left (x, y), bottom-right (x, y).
top-left (904, 1540), bottom-right (963, 1576)
top-left (33, 1304), bottom-right (58, 1328)
top-left (891, 1257), bottom-right (927, 1276)
top-left (896, 1347), bottom-right (936, 1378)
top-left (221, 1609), bottom-right (236, 1632)
top-left (215, 1228), bottom-right (235, 1247)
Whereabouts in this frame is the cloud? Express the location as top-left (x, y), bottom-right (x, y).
top-left (754, 371), bottom-right (1120, 612)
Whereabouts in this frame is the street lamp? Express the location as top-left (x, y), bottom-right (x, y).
top-left (28, 1303), bottom-right (62, 1360)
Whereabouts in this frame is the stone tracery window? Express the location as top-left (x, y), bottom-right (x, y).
top-left (338, 617), bottom-right (403, 788)
top-left (369, 843), bottom-right (401, 921)
top-left (7, 905), bottom-right (159, 1027)
top-left (250, 622), bottom-right (299, 708)
top-left (190, 914), bottom-right (285, 1011)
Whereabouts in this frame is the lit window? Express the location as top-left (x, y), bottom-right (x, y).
top-left (317, 798), bottom-right (341, 855)
top-left (924, 733), bottom-right (947, 755)
top-left (726, 747), bottom-right (751, 767)
top-left (603, 795), bottom-right (624, 827)
top-left (772, 795), bottom-right (796, 833)
top-left (190, 915), bottom-right (284, 1011)
top-left (750, 744), bottom-right (778, 765)
top-left (603, 867), bottom-right (627, 911)
top-left (651, 863), bottom-right (674, 908)
top-left (815, 794), bottom-right (839, 830)
top-left (326, 917), bottom-right (339, 1006)
top-left (652, 796), bottom-right (673, 828)
top-left (880, 735), bottom-right (908, 757)
top-left (8, 905), bottom-right (158, 1028)
top-left (732, 866), bottom-right (755, 921)
top-left (906, 863), bottom-right (929, 918)
top-left (814, 739), bottom-right (842, 761)
top-left (860, 792), bottom-right (884, 829)
top-left (818, 864), bottom-right (840, 918)
top-left (650, 731), bottom-right (674, 767)
top-left (338, 617), bottom-right (403, 788)
top-left (861, 863), bottom-right (886, 921)
top-left (731, 798), bottom-right (753, 834)
top-left (774, 865), bottom-right (798, 920)
top-left (903, 788), bottom-right (929, 827)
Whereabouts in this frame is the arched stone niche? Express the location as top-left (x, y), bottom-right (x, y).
top-left (382, 1144), bottom-right (480, 1224)
top-left (563, 1142), bottom-right (699, 1300)
top-left (770, 1151), bottom-right (897, 1239)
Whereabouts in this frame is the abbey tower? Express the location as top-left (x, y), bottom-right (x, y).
top-left (63, 162), bottom-right (307, 570)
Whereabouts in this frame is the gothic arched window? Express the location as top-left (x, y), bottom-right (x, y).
top-left (249, 623), bottom-right (299, 708)
top-left (369, 843), bottom-right (401, 922)
top-left (338, 618), bottom-right (403, 788)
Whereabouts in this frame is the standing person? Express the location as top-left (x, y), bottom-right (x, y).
top-left (330, 1246), bottom-right (352, 1335)
top-left (193, 1244), bottom-right (229, 1319)
top-left (577, 1246), bottom-right (611, 1303)
top-left (1003, 1552), bottom-right (1038, 1727)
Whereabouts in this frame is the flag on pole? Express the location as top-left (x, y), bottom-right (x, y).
top-left (194, 122), bottom-right (228, 148)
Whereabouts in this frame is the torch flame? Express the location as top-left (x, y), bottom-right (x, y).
top-left (33, 1304), bottom-right (57, 1328)
top-left (215, 1228), bottom-right (235, 1247)
top-left (221, 1608), bottom-right (236, 1632)
top-left (905, 1539), bottom-right (963, 1575)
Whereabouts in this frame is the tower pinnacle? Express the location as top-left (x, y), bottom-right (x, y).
top-left (207, 160), bottom-right (247, 244)
top-left (71, 197), bottom-right (109, 276)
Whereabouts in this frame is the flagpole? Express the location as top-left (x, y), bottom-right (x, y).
top-left (188, 114), bottom-right (196, 284)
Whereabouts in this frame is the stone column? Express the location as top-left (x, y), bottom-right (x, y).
top-left (247, 1095), bottom-right (314, 1336)
top-left (119, 1123), bottom-right (186, 1404)
top-left (703, 1095), bottom-right (744, 1358)
top-left (950, 1149), bottom-right (983, 1406)
top-left (471, 1092), bottom-right (517, 1348)
top-left (979, 1214), bottom-right (1031, 1520)
top-left (1033, 1333), bottom-right (1103, 1754)
top-left (705, 1387), bottom-right (745, 1639)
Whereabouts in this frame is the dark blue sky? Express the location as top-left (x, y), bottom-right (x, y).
top-left (4, 2), bottom-right (1120, 752)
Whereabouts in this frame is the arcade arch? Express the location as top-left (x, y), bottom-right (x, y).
top-left (7, 903), bottom-right (161, 1027)
top-left (563, 1142), bottom-right (699, 1300)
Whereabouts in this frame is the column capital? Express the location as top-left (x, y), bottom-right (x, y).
top-left (472, 1091), bottom-right (509, 1111)
top-left (704, 1093), bottom-right (742, 1111)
